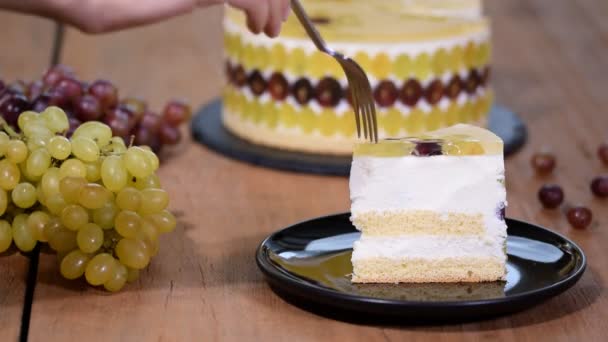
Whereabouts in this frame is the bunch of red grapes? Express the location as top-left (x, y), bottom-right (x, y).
top-left (0, 65), bottom-right (191, 153)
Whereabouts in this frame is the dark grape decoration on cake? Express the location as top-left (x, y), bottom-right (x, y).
top-left (0, 65), bottom-right (191, 155)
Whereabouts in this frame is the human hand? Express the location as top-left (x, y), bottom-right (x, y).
top-left (0, 0), bottom-right (290, 36)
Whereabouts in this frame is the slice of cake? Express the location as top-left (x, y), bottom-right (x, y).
top-left (350, 124), bottom-right (507, 283)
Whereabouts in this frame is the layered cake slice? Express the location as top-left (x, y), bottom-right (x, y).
top-left (350, 124), bottom-right (507, 283)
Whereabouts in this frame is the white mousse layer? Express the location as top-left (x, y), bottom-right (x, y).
top-left (352, 235), bottom-right (506, 261)
top-left (350, 155), bottom-right (505, 216)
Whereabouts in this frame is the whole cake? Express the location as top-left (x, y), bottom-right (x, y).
top-left (349, 124), bottom-right (507, 283)
top-left (223, 0), bottom-right (493, 155)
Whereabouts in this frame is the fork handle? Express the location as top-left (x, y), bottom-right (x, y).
top-left (290, 0), bottom-right (329, 53)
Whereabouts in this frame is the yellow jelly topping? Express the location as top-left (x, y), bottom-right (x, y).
top-left (353, 124), bottom-right (503, 157)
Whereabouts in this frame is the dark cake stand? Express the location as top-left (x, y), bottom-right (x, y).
top-left (191, 99), bottom-right (526, 176)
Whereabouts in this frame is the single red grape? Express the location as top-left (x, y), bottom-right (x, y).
top-left (139, 111), bottom-right (162, 133)
top-left (104, 107), bottom-right (131, 137)
top-left (89, 80), bottom-right (118, 110)
top-left (566, 206), bottom-right (592, 229)
top-left (531, 152), bottom-right (556, 174)
top-left (158, 122), bottom-right (181, 145)
top-left (373, 81), bottom-right (398, 107)
top-left (42, 64), bottom-right (74, 86)
top-left (413, 141), bottom-right (443, 156)
top-left (74, 95), bottom-right (102, 121)
top-left (162, 100), bottom-right (191, 126)
top-left (133, 126), bottom-right (161, 152)
top-left (599, 143), bottom-right (608, 165)
top-left (315, 77), bottom-right (343, 107)
top-left (44, 88), bottom-right (71, 108)
top-left (0, 94), bottom-right (31, 126)
top-left (537, 184), bottom-right (564, 209)
top-left (31, 94), bottom-right (51, 112)
top-left (55, 77), bottom-right (83, 102)
top-left (590, 176), bottom-right (608, 198)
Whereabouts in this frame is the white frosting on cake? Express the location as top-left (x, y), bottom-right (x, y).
top-left (351, 235), bottom-right (506, 261)
top-left (350, 155), bottom-right (505, 215)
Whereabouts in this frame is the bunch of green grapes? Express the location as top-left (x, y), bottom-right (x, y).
top-left (0, 106), bottom-right (176, 292)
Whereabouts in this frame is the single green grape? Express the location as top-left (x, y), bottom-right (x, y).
top-left (26, 135), bottom-right (49, 151)
top-left (17, 111), bottom-right (40, 132)
top-left (115, 238), bottom-right (150, 269)
top-left (0, 159), bottom-right (20, 190)
top-left (116, 187), bottom-right (141, 211)
top-left (12, 182), bottom-right (37, 208)
top-left (59, 159), bottom-right (87, 179)
top-left (84, 161), bottom-right (101, 182)
top-left (104, 262), bottom-right (128, 292)
top-left (22, 122), bottom-right (52, 140)
top-left (76, 222), bottom-right (104, 253)
top-left (41, 167), bottom-right (61, 196)
top-left (47, 226), bottom-right (77, 253)
top-left (84, 253), bottom-right (116, 286)
top-left (45, 194), bottom-right (68, 215)
top-left (71, 137), bottom-right (100, 162)
top-left (41, 106), bottom-right (69, 133)
top-left (60, 250), bottom-right (91, 280)
top-left (93, 202), bottom-right (119, 230)
top-left (141, 148), bottom-right (159, 172)
top-left (139, 219), bottom-right (159, 242)
top-left (6, 140), bottom-right (28, 164)
top-left (106, 136), bottom-right (127, 153)
top-left (78, 183), bottom-right (111, 209)
top-left (27, 210), bottom-right (51, 242)
top-left (114, 210), bottom-right (141, 238)
top-left (139, 188), bottom-right (169, 214)
top-left (145, 210), bottom-right (177, 233)
top-left (0, 188), bottom-right (7, 216)
top-left (47, 136), bottom-right (72, 160)
top-left (19, 159), bottom-right (42, 183)
top-left (73, 122), bottom-right (112, 147)
top-left (123, 147), bottom-right (152, 179)
top-left (59, 177), bottom-right (87, 204)
top-left (0, 220), bottom-right (12, 253)
top-left (131, 174), bottom-right (161, 190)
top-left (26, 148), bottom-right (51, 177)
top-left (101, 155), bottom-right (128, 192)
top-left (137, 221), bottom-right (159, 256)
top-left (60, 204), bottom-right (89, 231)
top-left (137, 234), bottom-right (159, 257)
top-left (12, 214), bottom-right (37, 252)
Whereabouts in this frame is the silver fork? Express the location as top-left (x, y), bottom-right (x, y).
top-left (290, 0), bottom-right (378, 143)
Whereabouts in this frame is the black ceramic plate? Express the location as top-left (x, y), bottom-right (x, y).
top-left (192, 99), bottom-right (527, 176)
top-left (256, 213), bottom-right (586, 323)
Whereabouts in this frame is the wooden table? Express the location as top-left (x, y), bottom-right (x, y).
top-left (1, 0), bottom-right (606, 340)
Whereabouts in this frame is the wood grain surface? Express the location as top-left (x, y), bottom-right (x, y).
top-left (1, 0), bottom-right (607, 341)
top-left (0, 11), bottom-right (55, 342)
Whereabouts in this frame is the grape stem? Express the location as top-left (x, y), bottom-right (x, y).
top-left (0, 117), bottom-right (22, 139)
